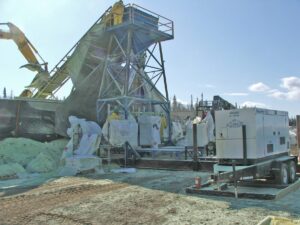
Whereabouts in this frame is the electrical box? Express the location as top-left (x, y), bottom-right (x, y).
top-left (215, 108), bottom-right (289, 162)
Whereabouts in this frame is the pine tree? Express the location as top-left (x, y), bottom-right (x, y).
top-left (3, 87), bottom-right (7, 98)
top-left (172, 95), bottom-right (177, 111)
top-left (190, 95), bottom-right (194, 110)
top-left (195, 97), bottom-right (199, 109)
top-left (289, 117), bottom-right (296, 126)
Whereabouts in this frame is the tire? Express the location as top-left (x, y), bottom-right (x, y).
top-left (275, 163), bottom-right (289, 185)
top-left (288, 161), bottom-right (297, 183)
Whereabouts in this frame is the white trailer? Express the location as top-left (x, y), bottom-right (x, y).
top-left (214, 108), bottom-right (297, 184)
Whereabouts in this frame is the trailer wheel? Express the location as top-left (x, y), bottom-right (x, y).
top-left (276, 163), bottom-right (289, 185)
top-left (288, 161), bottom-right (296, 183)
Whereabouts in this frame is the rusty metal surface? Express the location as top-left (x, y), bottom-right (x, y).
top-left (0, 98), bottom-right (60, 141)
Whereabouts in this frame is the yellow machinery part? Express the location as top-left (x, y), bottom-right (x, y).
top-left (112, 1), bottom-right (124, 25)
top-left (0, 23), bottom-right (40, 65)
top-left (18, 42), bottom-right (39, 65)
top-left (19, 89), bottom-right (33, 97)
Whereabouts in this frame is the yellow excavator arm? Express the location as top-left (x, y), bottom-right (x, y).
top-left (0, 22), bottom-right (46, 70)
top-left (0, 22), bottom-right (50, 97)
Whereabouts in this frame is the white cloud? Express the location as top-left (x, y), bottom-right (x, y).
top-left (280, 76), bottom-right (300, 90)
top-left (205, 84), bottom-right (215, 88)
top-left (241, 101), bottom-right (268, 108)
top-left (223, 92), bottom-right (248, 96)
top-left (268, 77), bottom-right (300, 100)
top-left (248, 82), bottom-right (270, 92)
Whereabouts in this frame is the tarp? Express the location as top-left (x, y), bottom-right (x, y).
top-left (138, 115), bottom-right (161, 148)
top-left (108, 120), bottom-right (138, 147)
top-left (289, 129), bottom-right (297, 146)
top-left (185, 112), bottom-right (215, 147)
top-left (60, 116), bottom-right (103, 175)
top-left (61, 116), bottom-right (102, 160)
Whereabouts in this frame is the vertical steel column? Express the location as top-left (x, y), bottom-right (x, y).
top-left (124, 29), bottom-right (132, 119)
top-left (193, 123), bottom-right (199, 170)
top-left (158, 42), bottom-right (169, 101)
top-left (159, 42), bottom-right (171, 143)
top-left (15, 101), bottom-right (21, 137)
top-left (232, 160), bottom-right (238, 198)
top-left (166, 104), bottom-right (171, 143)
top-left (297, 115), bottom-right (300, 150)
top-left (242, 125), bottom-right (247, 165)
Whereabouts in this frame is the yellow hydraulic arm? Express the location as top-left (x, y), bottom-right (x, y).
top-left (0, 22), bottom-right (50, 97)
top-left (0, 22), bottom-right (47, 72)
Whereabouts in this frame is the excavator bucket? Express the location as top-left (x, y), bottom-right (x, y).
top-left (20, 63), bottom-right (44, 72)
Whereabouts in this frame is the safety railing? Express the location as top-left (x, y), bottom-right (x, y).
top-left (105, 3), bottom-right (174, 37)
top-left (132, 4), bottom-right (173, 37)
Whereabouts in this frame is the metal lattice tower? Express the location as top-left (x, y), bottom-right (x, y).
top-left (27, 4), bottom-right (174, 138)
top-left (96, 4), bottom-right (174, 139)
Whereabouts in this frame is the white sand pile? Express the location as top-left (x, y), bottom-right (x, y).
top-left (0, 138), bottom-right (68, 178)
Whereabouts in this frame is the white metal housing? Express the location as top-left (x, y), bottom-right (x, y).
top-left (215, 108), bottom-right (289, 160)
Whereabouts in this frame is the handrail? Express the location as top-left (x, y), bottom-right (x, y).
top-left (108, 3), bottom-right (174, 37)
top-left (131, 4), bottom-right (172, 22)
top-left (130, 4), bottom-right (174, 37)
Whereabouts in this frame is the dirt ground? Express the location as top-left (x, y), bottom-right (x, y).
top-left (0, 169), bottom-right (300, 225)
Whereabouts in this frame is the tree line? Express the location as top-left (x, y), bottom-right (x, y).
top-left (171, 95), bottom-right (197, 112)
top-left (1, 87), bottom-right (14, 99)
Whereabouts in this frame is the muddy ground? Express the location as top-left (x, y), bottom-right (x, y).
top-left (0, 169), bottom-right (300, 225)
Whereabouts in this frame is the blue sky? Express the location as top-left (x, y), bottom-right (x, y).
top-left (1, 0), bottom-right (300, 116)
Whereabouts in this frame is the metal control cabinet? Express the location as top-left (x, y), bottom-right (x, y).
top-left (215, 108), bottom-right (289, 163)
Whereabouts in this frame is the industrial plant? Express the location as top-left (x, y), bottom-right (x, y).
top-left (0, 1), bottom-right (299, 224)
